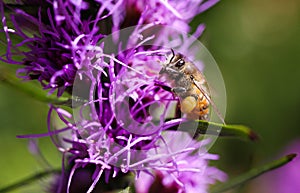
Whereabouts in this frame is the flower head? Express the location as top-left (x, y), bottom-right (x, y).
top-left (135, 136), bottom-right (227, 193)
top-left (1, 1), bottom-right (104, 95)
top-left (1, 0), bottom-right (218, 96)
top-left (51, 32), bottom-right (225, 192)
top-left (2, 1), bottom-right (226, 193)
top-left (101, 0), bottom-right (219, 32)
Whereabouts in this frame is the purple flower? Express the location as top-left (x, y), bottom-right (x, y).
top-left (48, 141), bottom-right (131, 193)
top-left (2, 1), bottom-right (226, 193)
top-left (99, 0), bottom-right (219, 32)
top-left (254, 140), bottom-right (300, 193)
top-left (134, 136), bottom-right (227, 193)
top-left (0, 1), bottom-right (103, 95)
top-left (0, 0), bottom-right (218, 96)
top-left (50, 39), bottom-right (226, 192)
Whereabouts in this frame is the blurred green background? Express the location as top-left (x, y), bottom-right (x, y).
top-left (1, 0), bottom-right (300, 192)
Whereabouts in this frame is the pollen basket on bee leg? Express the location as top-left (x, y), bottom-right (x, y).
top-left (180, 96), bottom-right (197, 114)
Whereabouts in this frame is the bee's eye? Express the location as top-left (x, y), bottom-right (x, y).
top-left (175, 59), bottom-right (185, 68)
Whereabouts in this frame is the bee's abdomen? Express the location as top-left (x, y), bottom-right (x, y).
top-left (187, 94), bottom-right (210, 120)
top-left (181, 85), bottom-right (210, 120)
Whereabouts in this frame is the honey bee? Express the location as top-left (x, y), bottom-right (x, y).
top-left (159, 50), bottom-right (225, 123)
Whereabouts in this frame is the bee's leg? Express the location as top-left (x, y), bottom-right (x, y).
top-left (180, 96), bottom-right (197, 114)
top-left (171, 87), bottom-right (187, 94)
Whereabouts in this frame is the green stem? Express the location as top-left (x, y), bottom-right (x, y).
top-left (196, 120), bottom-right (259, 141)
top-left (0, 169), bottom-right (61, 193)
top-left (167, 120), bottom-right (258, 141)
top-left (210, 154), bottom-right (297, 193)
top-left (0, 68), bottom-right (69, 104)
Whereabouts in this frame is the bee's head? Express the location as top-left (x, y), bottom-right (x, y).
top-left (159, 51), bottom-right (186, 75)
top-left (170, 55), bottom-right (186, 70)
top-left (159, 49), bottom-right (187, 75)
top-left (164, 53), bottom-right (186, 75)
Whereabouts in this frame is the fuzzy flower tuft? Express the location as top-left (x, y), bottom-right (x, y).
top-left (1, 1), bottom-right (226, 193)
top-left (0, 0), bottom-right (218, 96)
top-left (135, 137), bottom-right (227, 193)
top-left (50, 35), bottom-right (226, 192)
top-left (1, 1), bottom-right (105, 95)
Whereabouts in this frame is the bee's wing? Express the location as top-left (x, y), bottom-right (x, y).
top-left (191, 75), bottom-right (226, 125)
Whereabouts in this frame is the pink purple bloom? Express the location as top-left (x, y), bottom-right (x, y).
top-left (0, 0), bottom-right (217, 96)
top-left (100, 0), bottom-right (219, 33)
top-left (255, 140), bottom-right (300, 193)
top-left (50, 37), bottom-right (226, 192)
top-left (1, 0), bottom-right (226, 193)
top-left (134, 136), bottom-right (227, 193)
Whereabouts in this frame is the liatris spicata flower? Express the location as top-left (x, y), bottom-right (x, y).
top-left (0, 0), bottom-right (218, 96)
top-left (100, 0), bottom-right (219, 34)
top-left (1, 1), bottom-right (226, 193)
top-left (1, 1), bottom-right (105, 95)
top-left (47, 24), bottom-right (226, 192)
top-left (134, 136), bottom-right (227, 193)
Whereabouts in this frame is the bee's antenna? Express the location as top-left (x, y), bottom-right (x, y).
top-left (144, 51), bottom-right (168, 60)
top-left (170, 49), bottom-right (175, 62)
